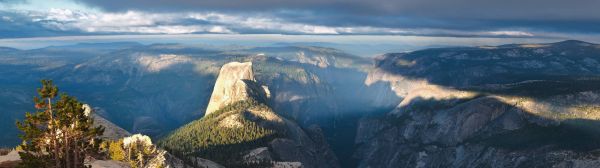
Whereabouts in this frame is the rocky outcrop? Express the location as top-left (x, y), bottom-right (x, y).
top-left (205, 62), bottom-right (269, 116)
top-left (164, 154), bottom-right (224, 168)
top-left (354, 93), bottom-right (600, 168)
top-left (243, 147), bottom-right (273, 162)
top-left (0, 150), bottom-right (20, 167)
top-left (297, 51), bottom-right (330, 68)
top-left (240, 106), bottom-right (341, 168)
top-left (82, 104), bottom-right (131, 140)
top-left (356, 41), bottom-right (600, 168)
top-left (87, 159), bottom-right (130, 168)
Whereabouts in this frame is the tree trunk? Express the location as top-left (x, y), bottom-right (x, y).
top-left (48, 98), bottom-right (60, 168)
top-left (74, 147), bottom-right (79, 168)
top-left (65, 129), bottom-right (71, 168)
top-left (74, 132), bottom-right (79, 168)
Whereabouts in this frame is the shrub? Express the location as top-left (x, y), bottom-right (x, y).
top-left (108, 134), bottom-right (166, 168)
top-left (108, 140), bottom-right (126, 161)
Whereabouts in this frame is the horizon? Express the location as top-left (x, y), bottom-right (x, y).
top-left (0, 34), bottom-right (592, 57)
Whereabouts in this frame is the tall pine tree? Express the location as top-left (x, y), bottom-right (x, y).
top-left (16, 79), bottom-right (105, 168)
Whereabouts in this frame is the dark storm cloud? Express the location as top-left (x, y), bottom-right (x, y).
top-left (71, 0), bottom-right (600, 34)
top-left (75, 0), bottom-right (600, 19)
top-left (72, 0), bottom-right (600, 20)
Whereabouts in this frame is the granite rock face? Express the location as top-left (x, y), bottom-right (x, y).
top-left (205, 62), bottom-right (269, 116)
top-left (356, 41), bottom-right (600, 168)
top-left (85, 105), bottom-right (132, 140)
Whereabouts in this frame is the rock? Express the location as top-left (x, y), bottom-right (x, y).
top-left (161, 152), bottom-right (222, 168)
top-left (269, 138), bottom-right (301, 162)
top-left (269, 137), bottom-right (340, 168)
top-left (273, 161), bottom-right (303, 168)
top-left (189, 157), bottom-right (225, 168)
top-left (83, 105), bottom-right (131, 140)
top-left (0, 150), bottom-right (20, 166)
top-left (136, 54), bottom-right (192, 73)
top-left (297, 51), bottom-right (329, 68)
top-left (205, 62), bottom-right (269, 116)
top-left (355, 41), bottom-right (600, 168)
top-left (92, 114), bottom-right (131, 140)
top-left (88, 160), bottom-right (130, 168)
top-left (1, 152), bottom-right (132, 168)
top-left (243, 147), bottom-right (273, 163)
top-left (305, 125), bottom-right (340, 168)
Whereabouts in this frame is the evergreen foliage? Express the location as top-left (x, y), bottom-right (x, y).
top-left (15, 79), bottom-right (105, 168)
top-left (158, 99), bottom-right (279, 167)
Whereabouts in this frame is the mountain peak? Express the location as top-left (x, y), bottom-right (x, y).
top-left (204, 62), bottom-right (269, 116)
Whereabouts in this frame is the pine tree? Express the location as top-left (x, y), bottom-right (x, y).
top-left (16, 79), bottom-right (105, 168)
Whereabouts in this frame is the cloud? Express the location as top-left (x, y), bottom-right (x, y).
top-left (72, 0), bottom-right (600, 21)
top-left (0, 8), bottom-right (544, 38)
top-left (0, 0), bottom-right (598, 38)
top-left (0, 0), bottom-right (27, 5)
top-left (69, 0), bottom-right (600, 35)
top-left (487, 31), bottom-right (534, 37)
top-left (0, 9), bottom-right (237, 36)
top-left (0, 11), bottom-right (84, 38)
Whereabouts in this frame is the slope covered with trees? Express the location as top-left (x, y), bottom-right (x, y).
top-left (158, 99), bottom-right (281, 167)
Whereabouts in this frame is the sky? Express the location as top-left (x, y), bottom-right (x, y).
top-left (1, 0), bottom-right (600, 56)
top-left (1, 0), bottom-right (600, 39)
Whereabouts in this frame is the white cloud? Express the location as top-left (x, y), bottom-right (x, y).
top-left (20, 9), bottom-right (234, 34)
top-left (5, 7), bottom-right (536, 37)
top-left (1, 16), bottom-right (13, 22)
top-left (487, 31), bottom-right (534, 37)
top-left (208, 26), bottom-right (233, 33)
top-left (187, 12), bottom-right (340, 34)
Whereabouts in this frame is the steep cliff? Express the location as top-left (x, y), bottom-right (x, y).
top-left (205, 62), bottom-right (269, 116)
top-left (356, 40), bottom-right (600, 168)
top-left (83, 105), bottom-right (132, 140)
top-left (160, 61), bottom-right (339, 168)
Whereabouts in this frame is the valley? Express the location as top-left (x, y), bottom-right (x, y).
top-left (1, 40), bottom-right (600, 167)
